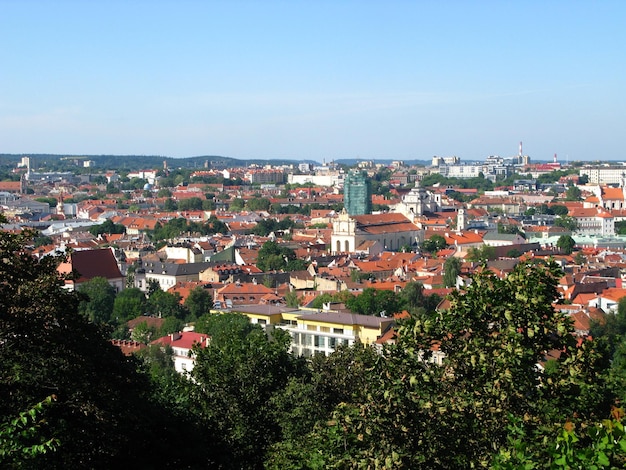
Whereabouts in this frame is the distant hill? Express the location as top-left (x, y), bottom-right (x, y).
top-left (334, 158), bottom-right (432, 166)
top-left (0, 154), bottom-right (320, 171)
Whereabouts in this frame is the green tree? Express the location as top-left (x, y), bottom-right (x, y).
top-left (112, 287), bottom-right (147, 323)
top-left (0, 217), bottom-right (192, 467)
top-left (162, 198), bottom-right (177, 211)
top-left (466, 244), bottom-right (496, 262)
top-left (77, 276), bottom-right (117, 324)
top-left (0, 396), bottom-right (59, 467)
top-left (178, 197), bottom-right (203, 211)
top-left (564, 185), bottom-right (582, 201)
top-left (550, 204), bottom-right (570, 216)
top-left (346, 287), bottom-right (399, 316)
top-left (443, 256), bottom-right (462, 287)
top-left (229, 197), bottom-right (245, 211)
top-left (557, 234), bottom-right (576, 254)
top-left (147, 290), bottom-right (188, 320)
top-left (184, 286), bottom-right (213, 319)
top-left (555, 215), bottom-right (578, 231)
top-left (284, 291), bottom-right (300, 308)
top-left (187, 314), bottom-right (304, 468)
top-left (256, 240), bottom-right (298, 272)
top-left (397, 281), bottom-right (427, 314)
top-left (267, 343), bottom-right (381, 468)
top-left (272, 261), bottom-right (617, 468)
top-left (420, 234), bottom-right (447, 254)
top-left (247, 197), bottom-right (271, 212)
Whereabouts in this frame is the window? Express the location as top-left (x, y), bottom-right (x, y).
top-left (333, 328), bottom-right (344, 334)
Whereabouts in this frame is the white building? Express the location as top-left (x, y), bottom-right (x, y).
top-left (151, 331), bottom-right (210, 374)
top-left (331, 211), bottom-right (422, 253)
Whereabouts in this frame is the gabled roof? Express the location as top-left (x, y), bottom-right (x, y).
top-left (353, 213), bottom-right (420, 234)
top-left (601, 187), bottom-right (624, 201)
top-left (217, 282), bottom-right (274, 295)
top-left (151, 331), bottom-right (210, 351)
top-left (58, 248), bottom-right (123, 284)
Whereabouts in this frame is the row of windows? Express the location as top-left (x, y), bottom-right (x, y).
top-left (305, 325), bottom-right (344, 334)
top-left (291, 333), bottom-right (350, 349)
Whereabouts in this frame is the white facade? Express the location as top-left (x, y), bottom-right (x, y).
top-left (287, 173), bottom-right (344, 187)
top-left (580, 167), bottom-right (626, 185)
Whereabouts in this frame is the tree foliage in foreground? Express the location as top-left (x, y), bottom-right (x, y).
top-left (266, 261), bottom-right (620, 468)
top-left (0, 220), bottom-right (204, 468)
top-left (188, 313), bottom-right (306, 468)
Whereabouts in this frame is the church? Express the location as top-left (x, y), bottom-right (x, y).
top-left (395, 181), bottom-right (442, 220)
top-left (331, 210), bottom-right (423, 254)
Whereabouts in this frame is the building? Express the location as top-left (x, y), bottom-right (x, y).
top-left (214, 281), bottom-right (275, 307)
top-left (58, 248), bottom-right (125, 292)
top-left (331, 211), bottom-right (422, 253)
top-left (343, 170), bottom-right (371, 216)
top-left (569, 207), bottom-right (615, 236)
top-left (579, 166), bottom-right (626, 185)
top-left (227, 305), bottom-right (395, 357)
top-left (142, 261), bottom-right (214, 291)
top-left (151, 331), bottom-right (210, 374)
top-left (285, 311), bottom-right (394, 357)
top-left (395, 181), bottom-right (441, 219)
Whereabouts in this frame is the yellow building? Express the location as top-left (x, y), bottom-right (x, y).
top-left (226, 306), bottom-right (395, 357)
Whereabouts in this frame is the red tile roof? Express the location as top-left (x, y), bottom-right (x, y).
top-left (58, 248), bottom-right (123, 284)
top-left (151, 331), bottom-right (210, 350)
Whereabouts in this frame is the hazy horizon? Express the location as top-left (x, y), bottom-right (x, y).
top-left (2, 1), bottom-right (625, 161)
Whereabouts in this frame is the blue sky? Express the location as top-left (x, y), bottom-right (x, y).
top-left (1, 1), bottom-right (625, 162)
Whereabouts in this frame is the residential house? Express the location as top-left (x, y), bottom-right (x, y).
top-left (214, 281), bottom-right (275, 307)
top-left (58, 248), bottom-right (125, 292)
top-left (142, 261), bottom-right (214, 291)
top-left (151, 331), bottom-right (210, 374)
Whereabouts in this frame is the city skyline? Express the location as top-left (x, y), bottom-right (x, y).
top-left (1, 1), bottom-right (625, 161)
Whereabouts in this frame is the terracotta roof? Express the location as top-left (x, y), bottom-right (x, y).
top-left (127, 316), bottom-right (166, 330)
top-left (151, 331), bottom-right (210, 351)
top-left (601, 187), bottom-right (624, 200)
top-left (111, 339), bottom-right (147, 356)
top-left (217, 282), bottom-right (274, 295)
top-left (58, 248), bottom-right (123, 284)
top-left (598, 287), bottom-right (626, 302)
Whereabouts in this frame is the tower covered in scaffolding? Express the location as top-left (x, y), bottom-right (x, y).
top-left (343, 170), bottom-right (372, 216)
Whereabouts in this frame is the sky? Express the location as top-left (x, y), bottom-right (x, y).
top-left (1, 1), bottom-right (625, 162)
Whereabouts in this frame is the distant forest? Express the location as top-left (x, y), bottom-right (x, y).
top-left (0, 153), bottom-right (434, 172)
top-left (0, 154), bottom-right (321, 172)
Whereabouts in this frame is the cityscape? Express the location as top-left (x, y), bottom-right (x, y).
top-left (2, 150), bottom-right (626, 467)
top-left (2, 0), bottom-right (626, 468)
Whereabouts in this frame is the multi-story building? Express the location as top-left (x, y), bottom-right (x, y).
top-left (343, 170), bottom-right (371, 216)
top-left (580, 166), bottom-right (626, 185)
top-left (569, 207), bottom-right (615, 236)
top-left (285, 311), bottom-right (394, 357)
top-left (244, 169), bottom-right (285, 184)
top-left (227, 305), bottom-right (394, 357)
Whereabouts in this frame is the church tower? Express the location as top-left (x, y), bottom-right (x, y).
top-left (457, 208), bottom-right (466, 231)
top-left (344, 170), bottom-right (372, 216)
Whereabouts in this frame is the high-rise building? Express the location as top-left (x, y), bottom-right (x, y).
top-left (343, 170), bottom-right (372, 216)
